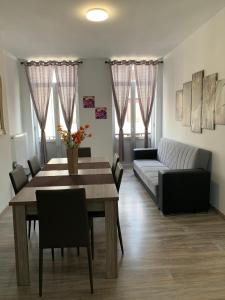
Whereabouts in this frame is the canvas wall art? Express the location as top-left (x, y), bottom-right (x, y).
top-left (191, 70), bottom-right (204, 133)
top-left (95, 107), bottom-right (107, 119)
top-left (83, 96), bottom-right (95, 108)
top-left (202, 73), bottom-right (217, 130)
top-left (0, 76), bottom-right (5, 135)
top-left (182, 81), bottom-right (192, 127)
top-left (175, 90), bottom-right (183, 121)
top-left (215, 79), bottom-right (225, 125)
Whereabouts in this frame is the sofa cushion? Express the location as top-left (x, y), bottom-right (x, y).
top-left (157, 138), bottom-right (211, 170)
top-left (133, 160), bottom-right (169, 197)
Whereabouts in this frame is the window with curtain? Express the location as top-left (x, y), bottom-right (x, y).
top-left (114, 79), bottom-right (152, 137)
top-left (35, 70), bottom-right (78, 140)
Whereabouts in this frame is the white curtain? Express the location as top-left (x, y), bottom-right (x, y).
top-left (134, 64), bottom-right (157, 147)
top-left (55, 64), bottom-right (78, 131)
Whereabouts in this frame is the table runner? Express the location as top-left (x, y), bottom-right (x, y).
top-left (43, 161), bottom-right (110, 171)
top-left (26, 174), bottom-right (114, 187)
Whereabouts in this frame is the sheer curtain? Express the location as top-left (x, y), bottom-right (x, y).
top-left (55, 63), bottom-right (78, 131)
top-left (134, 63), bottom-right (157, 147)
top-left (25, 63), bottom-right (54, 163)
top-left (110, 63), bottom-right (131, 160)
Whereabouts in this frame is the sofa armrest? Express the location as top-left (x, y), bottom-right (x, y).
top-left (133, 148), bottom-right (158, 160)
top-left (158, 169), bottom-right (210, 215)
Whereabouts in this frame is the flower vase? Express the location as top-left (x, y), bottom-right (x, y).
top-left (67, 147), bottom-right (78, 175)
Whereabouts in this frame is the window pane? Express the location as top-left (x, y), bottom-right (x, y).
top-left (115, 99), bottom-right (131, 135)
top-left (59, 99), bottom-right (77, 132)
top-left (38, 89), bottom-right (55, 139)
top-left (135, 99), bottom-right (145, 134)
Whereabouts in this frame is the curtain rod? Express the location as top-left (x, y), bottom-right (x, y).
top-left (105, 59), bottom-right (163, 65)
top-left (20, 60), bottom-right (83, 65)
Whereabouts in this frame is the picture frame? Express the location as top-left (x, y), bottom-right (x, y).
top-left (83, 96), bottom-right (95, 108)
top-left (0, 76), bottom-right (5, 135)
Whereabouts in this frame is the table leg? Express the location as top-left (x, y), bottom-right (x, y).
top-left (105, 200), bottom-right (118, 278)
top-left (13, 206), bottom-right (30, 285)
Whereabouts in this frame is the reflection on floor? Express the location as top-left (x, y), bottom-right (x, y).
top-left (1, 168), bottom-right (225, 299)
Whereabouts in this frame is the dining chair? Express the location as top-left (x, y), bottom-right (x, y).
top-left (89, 162), bottom-right (124, 255)
top-left (9, 165), bottom-right (38, 239)
top-left (36, 188), bottom-right (93, 297)
top-left (27, 156), bottom-right (42, 177)
top-left (78, 147), bottom-right (91, 157)
top-left (111, 153), bottom-right (119, 178)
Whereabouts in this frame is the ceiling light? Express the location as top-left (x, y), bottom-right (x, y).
top-left (86, 8), bottom-right (108, 22)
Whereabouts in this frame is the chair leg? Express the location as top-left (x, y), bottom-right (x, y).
top-left (87, 246), bottom-right (94, 294)
top-left (77, 247), bottom-right (80, 256)
top-left (90, 219), bottom-right (94, 259)
top-left (39, 248), bottom-right (43, 297)
top-left (28, 220), bottom-right (31, 239)
top-left (117, 217), bottom-right (124, 255)
top-left (34, 220), bottom-right (36, 230)
top-left (51, 248), bottom-right (54, 261)
top-left (61, 248), bottom-right (64, 257)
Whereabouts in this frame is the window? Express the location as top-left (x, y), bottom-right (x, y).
top-left (34, 70), bottom-right (78, 140)
top-left (114, 80), bottom-right (151, 138)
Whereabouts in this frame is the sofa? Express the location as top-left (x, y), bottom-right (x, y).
top-left (133, 138), bottom-right (211, 215)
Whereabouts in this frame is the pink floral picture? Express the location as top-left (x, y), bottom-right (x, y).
top-left (95, 107), bottom-right (107, 119)
top-left (83, 96), bottom-right (95, 108)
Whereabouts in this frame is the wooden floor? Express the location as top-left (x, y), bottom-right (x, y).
top-left (1, 169), bottom-right (225, 299)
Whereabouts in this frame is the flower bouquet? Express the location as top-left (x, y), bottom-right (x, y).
top-left (57, 124), bottom-right (91, 174)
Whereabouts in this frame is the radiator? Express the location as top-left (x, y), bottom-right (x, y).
top-left (11, 132), bottom-right (29, 168)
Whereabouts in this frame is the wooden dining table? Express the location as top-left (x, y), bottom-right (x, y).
top-left (9, 157), bottom-right (119, 286)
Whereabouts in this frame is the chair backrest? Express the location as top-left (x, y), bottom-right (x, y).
top-left (114, 162), bottom-right (123, 192)
top-left (9, 165), bottom-right (28, 194)
top-left (27, 156), bottom-right (41, 177)
top-left (112, 153), bottom-right (119, 175)
top-left (78, 147), bottom-right (91, 158)
top-left (36, 188), bottom-right (89, 249)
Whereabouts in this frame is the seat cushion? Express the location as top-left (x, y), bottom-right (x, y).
top-left (157, 138), bottom-right (211, 170)
top-left (133, 160), bottom-right (169, 197)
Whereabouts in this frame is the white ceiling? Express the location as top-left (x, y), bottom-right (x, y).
top-left (0, 0), bottom-right (225, 60)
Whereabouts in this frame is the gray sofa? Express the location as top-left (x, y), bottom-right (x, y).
top-left (133, 138), bottom-right (211, 215)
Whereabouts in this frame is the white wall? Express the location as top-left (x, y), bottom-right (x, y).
top-left (0, 38), bottom-right (22, 213)
top-left (3, 51), bottom-right (22, 135)
top-left (163, 7), bottom-right (225, 213)
top-left (78, 59), bottom-right (113, 163)
top-left (18, 61), bottom-right (35, 158)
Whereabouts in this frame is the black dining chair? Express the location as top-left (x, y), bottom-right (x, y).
top-left (78, 147), bottom-right (91, 158)
top-left (36, 188), bottom-right (93, 297)
top-left (111, 153), bottom-right (119, 178)
top-left (27, 156), bottom-right (42, 177)
top-left (9, 165), bottom-right (38, 239)
top-left (89, 162), bottom-right (124, 255)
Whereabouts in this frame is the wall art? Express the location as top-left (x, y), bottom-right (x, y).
top-left (175, 89), bottom-right (183, 121)
top-left (83, 96), bottom-right (95, 108)
top-left (182, 81), bottom-right (192, 127)
top-left (191, 70), bottom-right (204, 133)
top-left (215, 79), bottom-right (225, 125)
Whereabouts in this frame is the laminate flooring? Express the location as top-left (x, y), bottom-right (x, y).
top-left (1, 169), bottom-right (225, 299)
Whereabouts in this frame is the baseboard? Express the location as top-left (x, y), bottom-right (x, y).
top-left (211, 206), bottom-right (225, 219)
top-left (0, 206), bottom-right (10, 219)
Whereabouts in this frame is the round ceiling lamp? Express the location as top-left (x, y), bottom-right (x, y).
top-left (86, 8), bottom-right (108, 22)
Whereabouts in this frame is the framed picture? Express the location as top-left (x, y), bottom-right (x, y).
top-left (95, 107), bottom-right (107, 119)
top-left (191, 70), bottom-right (204, 133)
top-left (175, 89), bottom-right (183, 121)
top-left (202, 73), bottom-right (217, 130)
top-left (182, 81), bottom-right (192, 127)
top-left (215, 79), bottom-right (225, 125)
top-left (0, 76), bottom-right (5, 135)
top-left (83, 96), bottom-right (95, 108)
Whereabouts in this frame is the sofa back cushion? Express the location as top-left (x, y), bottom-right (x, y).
top-left (157, 138), bottom-right (211, 170)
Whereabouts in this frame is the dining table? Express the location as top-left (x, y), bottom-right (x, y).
top-left (9, 157), bottom-right (119, 286)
